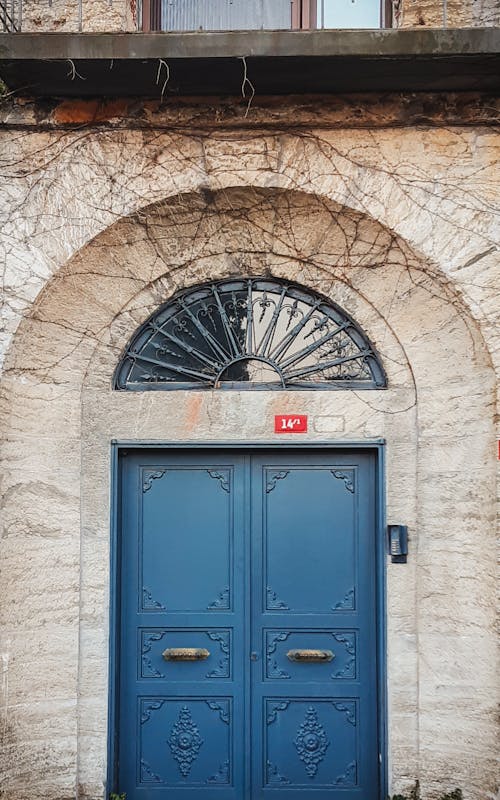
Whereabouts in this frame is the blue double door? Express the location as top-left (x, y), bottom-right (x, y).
top-left (117, 449), bottom-right (380, 798)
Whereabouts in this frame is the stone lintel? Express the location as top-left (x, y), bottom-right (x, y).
top-left (1, 92), bottom-right (498, 129)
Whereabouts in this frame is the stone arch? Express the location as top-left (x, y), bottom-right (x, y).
top-left (0, 187), bottom-right (496, 800)
top-left (2, 129), bottom-right (498, 383)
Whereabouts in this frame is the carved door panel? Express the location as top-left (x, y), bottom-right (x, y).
top-left (250, 452), bottom-right (379, 798)
top-left (116, 449), bottom-right (379, 798)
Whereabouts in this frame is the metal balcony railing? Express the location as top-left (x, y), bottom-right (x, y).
top-left (0, 0), bottom-right (18, 31)
top-left (0, 0), bottom-right (390, 33)
top-left (141, 1), bottom-right (389, 32)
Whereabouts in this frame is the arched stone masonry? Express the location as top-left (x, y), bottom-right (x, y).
top-left (0, 186), bottom-right (496, 800)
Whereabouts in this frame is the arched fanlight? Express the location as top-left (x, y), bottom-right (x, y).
top-left (114, 278), bottom-right (386, 390)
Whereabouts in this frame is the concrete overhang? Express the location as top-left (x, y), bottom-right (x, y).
top-left (0, 28), bottom-right (499, 98)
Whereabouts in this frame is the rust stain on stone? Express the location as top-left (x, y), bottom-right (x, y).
top-left (184, 395), bottom-right (203, 431)
top-left (53, 99), bottom-right (130, 124)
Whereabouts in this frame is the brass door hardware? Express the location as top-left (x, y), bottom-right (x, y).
top-left (162, 648), bottom-right (210, 661)
top-left (286, 649), bottom-right (334, 662)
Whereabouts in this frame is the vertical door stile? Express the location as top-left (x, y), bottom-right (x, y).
top-left (243, 452), bottom-right (253, 800)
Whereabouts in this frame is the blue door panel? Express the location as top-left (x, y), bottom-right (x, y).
top-left (263, 467), bottom-right (358, 614)
top-left (250, 453), bottom-right (378, 799)
top-left (139, 697), bottom-right (233, 786)
top-left (264, 699), bottom-right (358, 788)
top-left (140, 629), bottom-right (232, 680)
top-left (117, 449), bottom-right (379, 799)
top-left (264, 629), bottom-right (357, 681)
top-left (119, 452), bottom-right (246, 799)
top-left (141, 466), bottom-right (234, 612)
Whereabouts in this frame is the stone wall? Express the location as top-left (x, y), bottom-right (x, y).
top-left (15, 0), bottom-right (136, 32)
top-left (395, 0), bottom-right (499, 27)
top-left (0, 106), bottom-right (498, 800)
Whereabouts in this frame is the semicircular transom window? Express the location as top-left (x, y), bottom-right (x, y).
top-left (114, 278), bottom-right (387, 390)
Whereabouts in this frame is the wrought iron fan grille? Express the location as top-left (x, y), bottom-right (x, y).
top-left (114, 278), bottom-right (386, 391)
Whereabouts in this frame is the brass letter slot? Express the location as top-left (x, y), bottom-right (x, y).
top-left (162, 648), bottom-right (210, 662)
top-left (286, 649), bottom-right (334, 663)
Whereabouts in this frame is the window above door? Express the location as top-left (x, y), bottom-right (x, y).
top-left (114, 278), bottom-right (387, 391)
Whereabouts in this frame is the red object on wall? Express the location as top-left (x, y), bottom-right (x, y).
top-left (274, 414), bottom-right (308, 433)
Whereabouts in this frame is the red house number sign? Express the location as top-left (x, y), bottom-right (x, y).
top-left (275, 414), bottom-right (308, 433)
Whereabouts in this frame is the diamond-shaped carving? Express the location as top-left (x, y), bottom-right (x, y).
top-left (168, 706), bottom-right (203, 778)
top-left (293, 706), bottom-right (330, 778)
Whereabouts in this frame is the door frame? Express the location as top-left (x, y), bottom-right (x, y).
top-left (107, 440), bottom-right (387, 798)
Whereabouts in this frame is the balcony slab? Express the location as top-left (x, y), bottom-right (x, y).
top-left (0, 29), bottom-right (499, 97)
